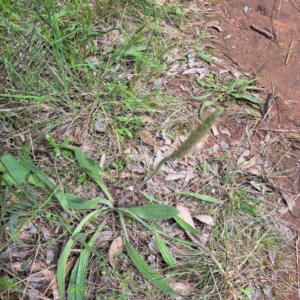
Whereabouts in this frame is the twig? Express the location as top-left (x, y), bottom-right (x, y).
top-left (258, 128), bottom-right (300, 132)
top-left (285, 35), bottom-right (294, 65)
top-left (255, 59), bottom-right (270, 74)
top-left (291, 0), bottom-right (300, 12)
top-left (250, 24), bottom-right (274, 39)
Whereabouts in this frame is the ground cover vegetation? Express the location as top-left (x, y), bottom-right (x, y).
top-left (0, 0), bottom-right (297, 299)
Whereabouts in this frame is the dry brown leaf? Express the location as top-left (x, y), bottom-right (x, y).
top-left (65, 256), bottom-right (77, 276)
top-left (12, 262), bottom-right (23, 272)
top-left (108, 236), bottom-right (125, 266)
top-left (170, 282), bottom-right (192, 296)
top-left (237, 149), bottom-right (251, 165)
top-left (95, 114), bottom-right (107, 133)
top-left (139, 130), bottom-right (159, 151)
top-left (176, 205), bottom-right (209, 246)
top-left (194, 215), bottom-right (214, 226)
top-left (281, 191), bottom-right (296, 211)
top-left (176, 204), bottom-right (195, 228)
top-left (207, 20), bottom-right (222, 32)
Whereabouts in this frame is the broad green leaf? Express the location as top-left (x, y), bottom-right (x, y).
top-left (177, 192), bottom-right (222, 204)
top-left (68, 218), bottom-right (107, 300)
top-left (55, 193), bottom-right (80, 220)
top-left (128, 204), bottom-right (179, 220)
top-left (19, 146), bottom-right (56, 190)
top-left (28, 174), bottom-right (46, 188)
top-left (174, 216), bottom-right (198, 233)
top-left (0, 155), bottom-right (28, 186)
top-left (154, 230), bottom-right (177, 267)
top-left (74, 148), bottom-right (113, 202)
top-left (55, 193), bottom-right (109, 210)
top-left (230, 93), bottom-right (263, 104)
top-left (57, 209), bottom-right (104, 299)
top-left (125, 238), bottom-right (176, 295)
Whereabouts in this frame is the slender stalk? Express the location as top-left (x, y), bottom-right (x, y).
top-left (119, 108), bottom-right (223, 206)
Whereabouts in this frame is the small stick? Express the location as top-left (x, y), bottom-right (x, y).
top-left (291, 0), bottom-right (300, 12)
top-left (285, 35), bottom-right (294, 65)
top-left (250, 24), bottom-right (274, 39)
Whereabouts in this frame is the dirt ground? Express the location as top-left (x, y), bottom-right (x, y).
top-left (168, 0), bottom-right (300, 298)
top-left (213, 1), bottom-right (300, 298)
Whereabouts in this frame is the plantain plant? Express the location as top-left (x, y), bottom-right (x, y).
top-left (0, 108), bottom-right (223, 299)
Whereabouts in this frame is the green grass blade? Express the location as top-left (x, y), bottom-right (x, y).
top-left (176, 192), bottom-right (222, 203)
top-left (125, 238), bottom-right (176, 296)
top-left (57, 209), bottom-right (104, 298)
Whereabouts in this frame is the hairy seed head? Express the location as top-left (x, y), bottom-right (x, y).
top-left (170, 107), bottom-right (223, 159)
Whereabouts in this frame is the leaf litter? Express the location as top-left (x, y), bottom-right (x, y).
top-left (1, 0), bottom-right (298, 299)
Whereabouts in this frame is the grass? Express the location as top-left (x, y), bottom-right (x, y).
top-left (0, 0), bottom-right (297, 299)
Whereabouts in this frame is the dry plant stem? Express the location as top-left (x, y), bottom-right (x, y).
top-left (285, 35), bottom-right (293, 65)
top-left (119, 108), bottom-right (223, 206)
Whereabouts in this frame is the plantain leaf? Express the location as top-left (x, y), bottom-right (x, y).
top-left (174, 216), bottom-right (198, 234)
top-left (177, 192), bottom-right (222, 204)
top-left (55, 193), bottom-right (80, 220)
top-left (230, 93), bottom-right (263, 104)
top-left (55, 193), bottom-right (110, 210)
top-left (154, 230), bottom-right (177, 267)
top-left (0, 155), bottom-right (28, 186)
top-left (74, 148), bottom-right (113, 202)
top-left (128, 204), bottom-right (179, 220)
top-left (68, 218), bottom-right (106, 300)
top-left (125, 238), bottom-right (176, 295)
top-left (57, 210), bottom-right (104, 299)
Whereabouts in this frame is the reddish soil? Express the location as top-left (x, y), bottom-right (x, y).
top-left (213, 1), bottom-right (300, 298)
top-left (167, 0), bottom-right (300, 298)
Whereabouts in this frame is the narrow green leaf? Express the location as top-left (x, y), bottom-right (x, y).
top-left (177, 192), bottom-right (222, 204)
top-left (193, 92), bottom-right (214, 101)
top-left (198, 51), bottom-right (213, 63)
top-left (68, 218), bottom-right (107, 300)
top-left (199, 98), bottom-right (219, 117)
top-left (27, 174), bottom-right (46, 188)
top-left (230, 93), bottom-right (263, 104)
top-left (74, 148), bottom-right (113, 202)
top-left (225, 78), bottom-right (240, 94)
top-left (154, 230), bottom-right (177, 267)
top-left (174, 216), bottom-right (198, 234)
top-left (128, 204), bottom-right (179, 220)
top-left (0, 155), bottom-right (28, 186)
top-left (57, 210), bottom-right (104, 299)
top-left (141, 192), bottom-right (159, 204)
top-left (125, 238), bottom-right (176, 295)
